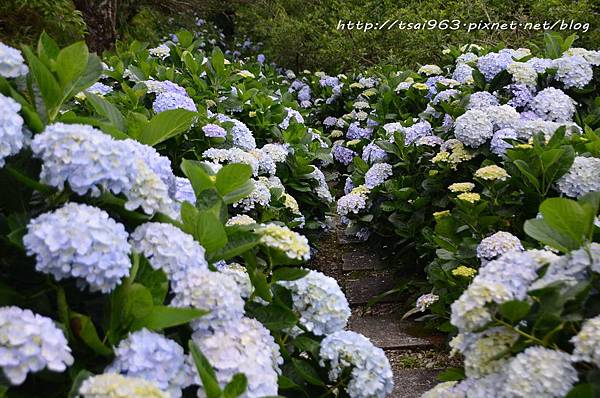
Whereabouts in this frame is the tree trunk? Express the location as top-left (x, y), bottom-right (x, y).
top-left (74, 0), bottom-right (118, 53)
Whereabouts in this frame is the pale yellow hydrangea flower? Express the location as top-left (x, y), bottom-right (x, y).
top-left (452, 265), bottom-right (477, 278)
top-left (457, 192), bottom-right (481, 203)
top-left (448, 182), bottom-right (475, 193)
top-left (475, 165), bottom-right (510, 181)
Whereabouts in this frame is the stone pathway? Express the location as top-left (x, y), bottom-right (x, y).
top-left (309, 217), bottom-right (449, 398)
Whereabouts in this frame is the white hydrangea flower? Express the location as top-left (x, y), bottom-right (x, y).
top-left (78, 373), bottom-right (169, 398)
top-left (233, 178), bottom-right (271, 212)
top-left (0, 42), bottom-right (28, 78)
top-left (23, 203), bottom-right (131, 293)
top-left (216, 262), bottom-right (253, 298)
top-left (307, 166), bottom-right (334, 202)
top-left (364, 163), bottom-right (393, 189)
top-left (515, 119), bottom-right (561, 140)
top-left (106, 329), bottom-right (192, 397)
top-left (454, 109), bottom-right (494, 147)
top-left (564, 48), bottom-right (600, 65)
top-left (202, 148), bottom-right (259, 176)
top-left (483, 105), bottom-right (520, 130)
top-left (418, 64), bottom-right (443, 75)
top-left (31, 123), bottom-right (176, 217)
top-left (504, 347), bottom-right (577, 398)
top-left (506, 62), bottom-right (538, 87)
top-left (149, 44), bottom-right (171, 60)
top-left (531, 244), bottom-right (600, 290)
top-left (415, 293), bottom-right (439, 312)
top-left (319, 331), bottom-right (393, 398)
top-left (0, 93), bottom-right (25, 167)
top-left (191, 317), bottom-right (282, 398)
top-left (554, 55), bottom-right (594, 89)
top-left (260, 143), bottom-right (289, 163)
top-left (170, 267), bottom-right (244, 333)
top-left (530, 87), bottom-right (576, 122)
top-left (337, 185), bottom-right (370, 216)
top-left (476, 231), bottom-right (523, 261)
top-left (0, 306), bottom-right (73, 385)
top-left (249, 148), bottom-right (276, 175)
top-left (556, 156), bottom-right (600, 198)
top-left (226, 214), bottom-right (256, 226)
top-left (278, 270), bottom-right (350, 335)
top-left (571, 315), bottom-right (600, 366)
top-left (130, 222), bottom-right (207, 290)
top-left (257, 223), bottom-right (310, 261)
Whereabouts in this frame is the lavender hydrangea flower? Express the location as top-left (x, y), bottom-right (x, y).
top-left (0, 306), bottom-right (73, 385)
top-left (130, 222), bottom-right (207, 291)
top-left (476, 231), bottom-right (524, 261)
top-left (0, 42), bottom-right (28, 78)
top-left (216, 114), bottom-right (256, 150)
top-left (191, 317), bottom-right (282, 398)
top-left (530, 87), bottom-right (576, 122)
top-left (490, 128), bottom-right (518, 156)
top-left (319, 331), bottom-right (393, 398)
top-left (554, 55), bottom-right (594, 89)
top-left (452, 63), bottom-right (474, 84)
top-left (0, 93), bottom-right (25, 167)
top-left (23, 203), bottom-right (131, 293)
top-left (477, 50), bottom-right (517, 81)
top-left (279, 108), bottom-right (304, 130)
top-left (171, 267), bottom-right (244, 333)
top-left (362, 142), bottom-right (388, 164)
top-left (106, 329), bottom-right (192, 397)
top-left (346, 122), bottom-right (372, 140)
top-left (556, 156), bottom-right (600, 197)
top-left (333, 144), bottom-right (356, 165)
top-left (364, 163), bottom-right (393, 189)
top-left (144, 80), bottom-right (187, 96)
top-left (507, 84), bottom-right (535, 108)
top-left (278, 270), bottom-right (350, 335)
top-left (454, 109), bottom-right (494, 147)
top-left (337, 186), bottom-right (369, 216)
top-left (404, 121), bottom-right (432, 144)
top-left (174, 177), bottom-right (196, 204)
top-left (202, 123), bottom-right (226, 138)
top-left (323, 116), bottom-right (338, 127)
top-left (153, 92), bottom-right (197, 113)
top-left (571, 315), bottom-right (600, 366)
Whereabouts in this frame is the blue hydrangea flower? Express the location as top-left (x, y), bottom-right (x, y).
top-left (153, 92), bottom-right (197, 113)
top-left (467, 91), bottom-right (499, 110)
top-left (476, 231), bottom-right (524, 261)
top-left (323, 116), bottom-right (338, 128)
top-left (0, 42), bottom-right (28, 78)
top-left (490, 128), bottom-right (518, 156)
top-left (362, 142), bottom-right (388, 164)
top-left (130, 222), bottom-right (207, 290)
top-left (454, 109), bottom-right (494, 147)
top-left (364, 163), bottom-right (393, 189)
top-left (144, 80), bottom-right (187, 96)
top-left (333, 144), bottom-right (356, 165)
top-left (530, 87), bottom-right (576, 122)
top-left (170, 267), bottom-right (244, 333)
top-left (337, 186), bottom-right (370, 216)
top-left (174, 177), bottom-right (196, 204)
top-left (0, 93), bottom-right (25, 167)
top-left (556, 156), bottom-right (600, 198)
top-left (149, 44), bottom-right (170, 60)
top-left (257, 54), bottom-right (265, 64)
top-left (279, 107), bottom-right (304, 130)
top-left (554, 55), bottom-right (594, 89)
top-left (202, 123), bottom-right (226, 138)
top-left (23, 203), bottom-right (131, 293)
top-left (191, 317), bottom-right (282, 398)
top-left (404, 121), bottom-right (433, 144)
top-left (308, 166), bottom-right (334, 202)
top-left (106, 329), bottom-right (192, 397)
top-left (477, 50), bottom-right (517, 81)
top-left (278, 270), bottom-right (350, 335)
top-left (202, 147), bottom-right (259, 175)
top-left (0, 306), bottom-right (73, 385)
top-left (319, 331), bottom-right (394, 398)
top-left (452, 63), bottom-right (474, 84)
top-left (507, 84), bottom-right (535, 108)
top-left (346, 122), bottom-right (372, 140)
top-left (215, 114), bottom-right (256, 150)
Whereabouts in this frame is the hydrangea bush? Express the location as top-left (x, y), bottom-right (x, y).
top-left (0, 31), bottom-right (392, 398)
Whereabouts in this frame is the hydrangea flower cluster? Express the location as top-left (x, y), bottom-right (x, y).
top-left (404, 121), bottom-right (433, 144)
top-left (467, 91), bottom-right (499, 110)
top-left (258, 223), bottom-right (310, 261)
top-left (333, 143), bottom-right (357, 165)
top-left (78, 373), bottom-right (169, 398)
top-left (106, 329), bottom-right (192, 397)
top-left (476, 231), bottom-right (524, 261)
top-left (149, 44), bottom-right (171, 59)
top-left (0, 306), bottom-right (73, 385)
top-left (415, 293), bottom-right (439, 312)
top-left (554, 55), bottom-right (594, 89)
top-left (337, 185), bottom-right (370, 216)
top-left (362, 142), bottom-right (388, 164)
top-left (556, 156), bottom-right (600, 198)
top-left (0, 42), bottom-right (28, 78)
top-left (233, 177), bottom-right (271, 211)
top-left (307, 166), bottom-right (334, 202)
top-left (530, 87), bottom-right (576, 122)
top-left (170, 267), bottom-right (245, 333)
top-left (319, 331), bottom-right (394, 398)
top-left (490, 128), bottom-right (518, 156)
top-left (571, 315), bottom-right (600, 366)
top-left (260, 143), bottom-right (289, 163)
top-left (130, 222), bottom-right (208, 290)
top-left (23, 203), bottom-right (131, 293)
top-left (153, 91), bottom-right (197, 113)
top-left (174, 176), bottom-right (196, 204)
top-left (215, 114), bottom-right (256, 150)
top-left (278, 270), bottom-right (350, 335)
top-left (474, 165), bottom-right (510, 181)
top-left (453, 109), bottom-right (494, 147)
top-left (202, 148), bottom-right (259, 175)
top-left (0, 93), bottom-right (25, 167)
top-left (364, 163), bottom-right (393, 189)
top-left (31, 123), bottom-right (176, 216)
top-left (216, 262), bottom-right (253, 298)
top-left (191, 317), bottom-right (282, 398)
top-left (279, 107), bottom-right (304, 130)
top-left (202, 123), bottom-right (227, 138)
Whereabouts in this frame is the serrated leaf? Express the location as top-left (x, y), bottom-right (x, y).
top-left (140, 109), bottom-right (197, 146)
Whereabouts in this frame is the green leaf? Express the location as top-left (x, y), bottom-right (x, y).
top-left (539, 198), bottom-right (591, 247)
top-left (224, 374), bottom-right (248, 398)
top-left (22, 46), bottom-right (62, 117)
top-left (196, 210), bottom-right (228, 253)
top-left (61, 53), bottom-right (103, 102)
top-left (136, 261), bottom-right (168, 304)
top-left (55, 42), bottom-right (88, 88)
top-left (132, 306), bottom-right (207, 331)
top-left (566, 384), bottom-right (598, 398)
top-left (247, 301), bottom-right (297, 331)
top-left (140, 109), bottom-right (197, 146)
top-left (512, 159), bottom-right (541, 191)
top-left (37, 32), bottom-right (60, 64)
top-left (86, 93), bottom-right (126, 131)
top-left (524, 218), bottom-right (574, 253)
top-left (70, 313), bottom-right (112, 356)
top-left (437, 368), bottom-right (465, 382)
top-left (271, 267), bottom-right (309, 282)
top-left (208, 230), bottom-right (260, 262)
top-left (189, 341), bottom-right (223, 398)
top-left (67, 370), bottom-right (94, 398)
top-left (181, 159), bottom-right (214, 196)
top-left (499, 300), bottom-right (531, 324)
top-left (292, 335), bottom-right (321, 358)
top-left (216, 164), bottom-right (254, 203)
top-left (211, 47), bottom-right (225, 76)
top-left (291, 358), bottom-right (324, 386)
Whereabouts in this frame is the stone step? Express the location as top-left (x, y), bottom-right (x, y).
top-left (390, 369), bottom-right (441, 398)
top-left (337, 230), bottom-right (364, 245)
top-left (344, 272), bottom-right (400, 304)
top-left (348, 315), bottom-right (445, 350)
top-left (341, 247), bottom-right (381, 271)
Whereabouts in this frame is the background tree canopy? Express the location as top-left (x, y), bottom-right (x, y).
top-left (1, 0), bottom-right (599, 72)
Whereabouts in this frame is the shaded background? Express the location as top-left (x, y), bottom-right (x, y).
top-left (1, 0), bottom-right (599, 72)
